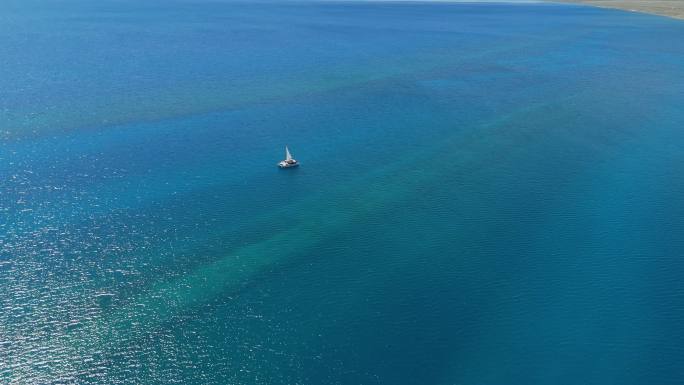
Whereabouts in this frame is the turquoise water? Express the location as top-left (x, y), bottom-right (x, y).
top-left (2, 0), bottom-right (684, 383)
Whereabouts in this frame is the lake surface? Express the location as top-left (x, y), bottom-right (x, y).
top-left (2, 1), bottom-right (684, 384)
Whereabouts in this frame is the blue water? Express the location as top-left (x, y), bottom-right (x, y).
top-left (2, 0), bottom-right (684, 383)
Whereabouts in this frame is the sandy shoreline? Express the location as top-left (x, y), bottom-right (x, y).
top-left (554, 0), bottom-right (684, 20)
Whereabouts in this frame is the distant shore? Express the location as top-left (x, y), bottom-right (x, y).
top-left (554, 1), bottom-right (684, 20)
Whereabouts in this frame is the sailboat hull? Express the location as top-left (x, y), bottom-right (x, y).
top-left (278, 161), bottom-right (299, 168)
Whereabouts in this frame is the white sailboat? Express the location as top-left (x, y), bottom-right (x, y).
top-left (278, 146), bottom-right (299, 168)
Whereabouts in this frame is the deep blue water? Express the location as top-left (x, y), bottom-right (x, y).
top-left (2, 1), bottom-right (684, 384)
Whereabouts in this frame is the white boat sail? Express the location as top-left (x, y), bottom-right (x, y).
top-left (278, 146), bottom-right (299, 168)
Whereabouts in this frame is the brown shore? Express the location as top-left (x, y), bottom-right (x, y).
top-left (554, 0), bottom-right (684, 20)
